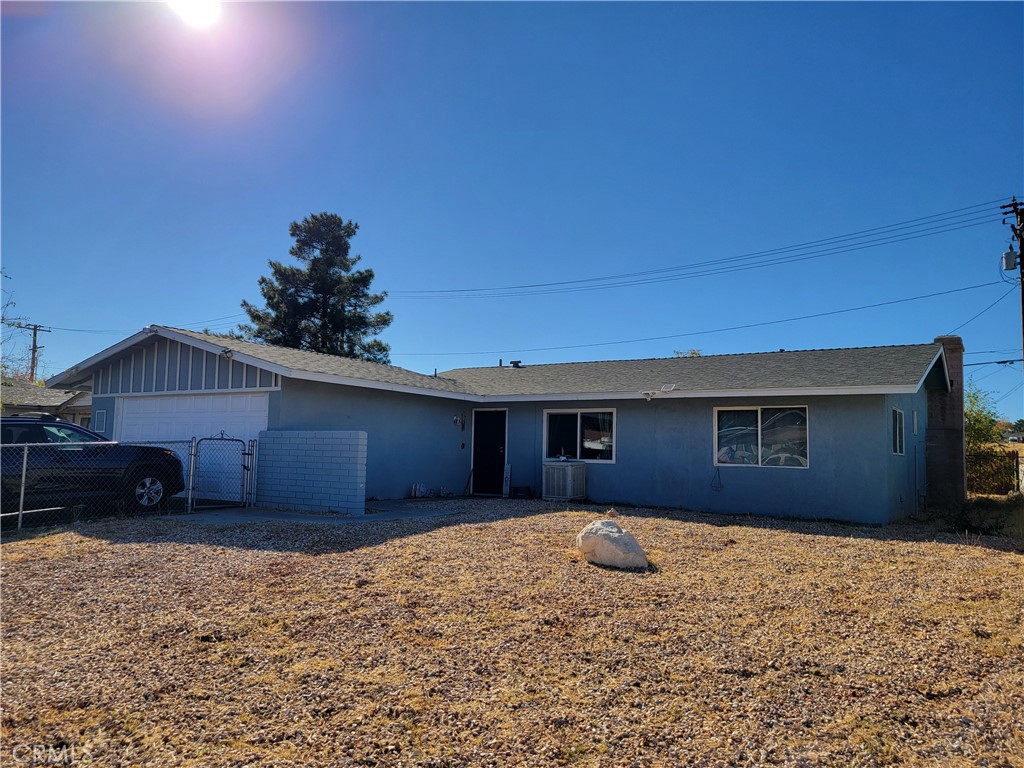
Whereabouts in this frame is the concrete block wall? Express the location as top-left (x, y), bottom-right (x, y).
top-left (256, 430), bottom-right (367, 514)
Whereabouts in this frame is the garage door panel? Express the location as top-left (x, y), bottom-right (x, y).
top-left (115, 393), bottom-right (268, 442)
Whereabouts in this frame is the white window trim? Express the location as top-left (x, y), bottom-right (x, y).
top-left (543, 408), bottom-right (617, 464)
top-left (892, 408), bottom-right (905, 456)
top-left (94, 410), bottom-right (107, 433)
top-left (713, 405), bottom-right (809, 469)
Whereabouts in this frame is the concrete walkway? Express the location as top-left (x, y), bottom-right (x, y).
top-left (171, 501), bottom-right (461, 526)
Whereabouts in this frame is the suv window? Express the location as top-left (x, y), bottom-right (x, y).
top-left (1, 421), bottom-right (107, 445)
top-left (41, 424), bottom-right (105, 444)
top-left (1, 424), bottom-right (45, 444)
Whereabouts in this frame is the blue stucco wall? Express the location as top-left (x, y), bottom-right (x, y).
top-left (883, 391), bottom-right (929, 521)
top-left (90, 396), bottom-right (117, 439)
top-left (496, 394), bottom-right (899, 524)
top-left (266, 378), bottom-right (912, 524)
top-left (270, 379), bottom-right (470, 500)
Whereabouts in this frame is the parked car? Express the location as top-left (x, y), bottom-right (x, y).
top-left (1, 415), bottom-right (185, 515)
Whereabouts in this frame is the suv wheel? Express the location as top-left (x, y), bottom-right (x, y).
top-left (126, 472), bottom-right (167, 513)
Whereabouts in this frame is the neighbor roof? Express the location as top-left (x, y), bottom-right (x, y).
top-left (1, 378), bottom-right (88, 409)
top-left (46, 325), bottom-right (950, 402)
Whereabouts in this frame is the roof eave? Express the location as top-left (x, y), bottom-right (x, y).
top-left (155, 328), bottom-right (475, 400)
top-left (45, 327), bottom-right (160, 390)
top-left (475, 385), bottom-right (923, 402)
top-left (914, 347), bottom-right (950, 392)
top-left (282, 370), bottom-right (475, 400)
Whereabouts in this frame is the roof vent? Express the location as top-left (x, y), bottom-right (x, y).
top-left (510, 360), bottom-right (522, 369)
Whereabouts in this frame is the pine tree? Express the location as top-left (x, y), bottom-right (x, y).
top-left (240, 213), bottom-right (393, 364)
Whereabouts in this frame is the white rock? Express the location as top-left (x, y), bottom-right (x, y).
top-left (576, 519), bottom-right (648, 570)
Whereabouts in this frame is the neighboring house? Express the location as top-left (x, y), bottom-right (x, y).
top-left (46, 326), bottom-right (965, 524)
top-left (0, 377), bottom-right (92, 426)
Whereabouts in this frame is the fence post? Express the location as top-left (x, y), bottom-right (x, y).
top-left (17, 446), bottom-right (28, 530)
top-left (186, 437), bottom-right (197, 513)
top-left (246, 439), bottom-right (258, 508)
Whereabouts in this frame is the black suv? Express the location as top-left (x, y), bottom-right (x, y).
top-left (1, 415), bottom-right (185, 516)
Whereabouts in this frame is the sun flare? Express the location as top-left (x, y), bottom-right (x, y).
top-left (168, 0), bottom-right (221, 29)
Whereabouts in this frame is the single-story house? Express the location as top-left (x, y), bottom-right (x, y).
top-left (0, 377), bottom-right (92, 426)
top-left (45, 326), bottom-right (965, 524)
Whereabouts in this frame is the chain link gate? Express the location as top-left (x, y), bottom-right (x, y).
top-left (1, 429), bottom-right (259, 529)
top-left (186, 435), bottom-right (258, 511)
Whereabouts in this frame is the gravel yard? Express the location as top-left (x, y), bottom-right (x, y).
top-left (2, 499), bottom-right (1023, 768)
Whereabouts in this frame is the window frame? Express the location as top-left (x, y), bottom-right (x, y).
top-left (892, 408), bottom-right (905, 456)
top-left (94, 410), bottom-right (107, 433)
top-left (41, 424), bottom-right (106, 444)
top-left (713, 405), bottom-right (809, 469)
top-left (542, 408), bottom-right (616, 464)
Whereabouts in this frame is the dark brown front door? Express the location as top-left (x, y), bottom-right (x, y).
top-left (472, 410), bottom-right (506, 495)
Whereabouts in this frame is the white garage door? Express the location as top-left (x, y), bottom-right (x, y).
top-left (114, 393), bottom-right (269, 442)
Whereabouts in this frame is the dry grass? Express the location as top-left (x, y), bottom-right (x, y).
top-left (2, 500), bottom-right (1023, 767)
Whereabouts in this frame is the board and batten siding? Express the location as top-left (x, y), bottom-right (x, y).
top-left (90, 338), bottom-right (278, 395)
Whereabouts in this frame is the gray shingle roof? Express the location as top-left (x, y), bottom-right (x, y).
top-left (0, 378), bottom-right (85, 408)
top-left (49, 326), bottom-right (948, 401)
top-left (165, 328), bottom-right (472, 395)
top-left (439, 344), bottom-right (945, 397)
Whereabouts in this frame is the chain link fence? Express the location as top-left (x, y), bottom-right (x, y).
top-left (1, 440), bottom-right (187, 531)
top-left (966, 449), bottom-right (1022, 495)
top-left (190, 437), bottom-right (255, 510)
top-left (2, 435), bottom-right (257, 532)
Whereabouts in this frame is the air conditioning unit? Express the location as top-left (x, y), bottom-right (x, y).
top-left (543, 461), bottom-right (586, 501)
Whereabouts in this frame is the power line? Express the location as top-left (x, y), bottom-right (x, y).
top-left (392, 217), bottom-right (1003, 299)
top-left (393, 281), bottom-right (1003, 357)
top-left (964, 359), bottom-right (1024, 367)
top-left (391, 200), bottom-right (1009, 299)
top-left (947, 286), bottom-right (1019, 333)
top-left (47, 311), bottom-right (250, 335)
top-left (995, 380), bottom-right (1024, 403)
top-left (33, 198), bottom-right (1019, 333)
top-left (396, 199), bottom-right (1006, 295)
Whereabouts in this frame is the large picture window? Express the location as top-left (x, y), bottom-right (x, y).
top-left (715, 406), bottom-right (808, 468)
top-left (545, 409), bottom-right (615, 462)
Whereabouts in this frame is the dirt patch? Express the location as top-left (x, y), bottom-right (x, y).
top-left (2, 500), bottom-right (1023, 767)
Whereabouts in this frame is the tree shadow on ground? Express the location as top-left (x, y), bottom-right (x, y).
top-left (6, 496), bottom-right (1020, 556)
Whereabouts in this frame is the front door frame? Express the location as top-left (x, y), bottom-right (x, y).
top-left (471, 408), bottom-right (508, 495)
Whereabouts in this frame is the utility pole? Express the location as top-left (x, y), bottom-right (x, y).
top-left (999, 197), bottom-right (1024, 360)
top-left (1, 320), bottom-right (50, 381)
top-left (27, 323), bottom-right (50, 381)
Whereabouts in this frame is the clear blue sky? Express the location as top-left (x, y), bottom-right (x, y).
top-left (3, 1), bottom-right (1022, 420)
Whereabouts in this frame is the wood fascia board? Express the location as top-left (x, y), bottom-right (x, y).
top-left (914, 347), bottom-right (950, 393)
top-left (471, 385), bottom-right (921, 402)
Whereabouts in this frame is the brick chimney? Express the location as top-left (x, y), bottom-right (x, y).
top-left (925, 335), bottom-right (965, 510)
